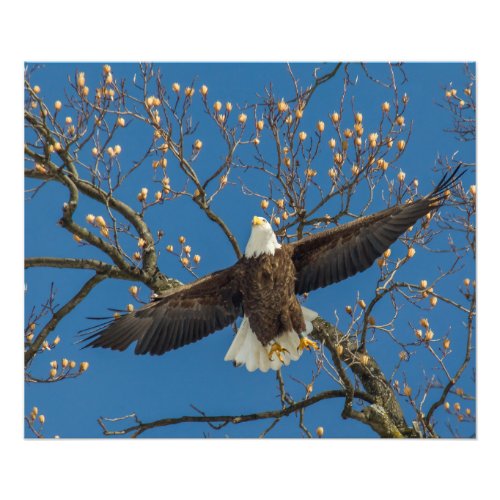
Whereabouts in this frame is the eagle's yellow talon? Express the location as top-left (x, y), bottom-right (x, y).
top-left (268, 343), bottom-right (288, 363)
top-left (298, 337), bottom-right (319, 352)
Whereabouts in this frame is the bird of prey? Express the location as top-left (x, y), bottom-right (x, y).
top-left (84, 168), bottom-right (462, 372)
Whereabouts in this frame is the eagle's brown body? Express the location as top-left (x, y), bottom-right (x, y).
top-left (83, 167), bottom-right (463, 371)
top-left (241, 247), bottom-right (305, 346)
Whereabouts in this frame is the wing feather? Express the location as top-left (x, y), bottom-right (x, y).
top-left (83, 264), bottom-right (244, 356)
top-left (290, 167), bottom-right (463, 295)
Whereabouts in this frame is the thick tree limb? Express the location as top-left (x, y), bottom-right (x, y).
top-left (25, 257), bottom-right (132, 280)
top-left (312, 318), bottom-right (417, 437)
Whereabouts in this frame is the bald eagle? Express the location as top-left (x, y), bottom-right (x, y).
top-left (84, 168), bottom-right (462, 372)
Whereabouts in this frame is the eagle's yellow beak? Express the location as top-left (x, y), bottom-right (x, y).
top-left (252, 216), bottom-right (263, 226)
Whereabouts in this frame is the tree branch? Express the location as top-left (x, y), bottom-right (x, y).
top-left (24, 273), bottom-right (107, 367)
top-left (98, 388), bottom-right (374, 437)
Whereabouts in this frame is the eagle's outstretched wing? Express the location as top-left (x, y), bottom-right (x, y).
top-left (83, 264), bottom-right (244, 355)
top-left (289, 167), bottom-right (463, 295)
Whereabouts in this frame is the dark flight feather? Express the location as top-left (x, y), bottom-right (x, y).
top-left (83, 266), bottom-right (244, 355)
top-left (291, 166), bottom-right (463, 295)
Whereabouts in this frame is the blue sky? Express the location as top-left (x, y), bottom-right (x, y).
top-left (25, 62), bottom-right (475, 439)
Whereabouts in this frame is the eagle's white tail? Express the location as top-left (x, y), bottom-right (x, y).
top-left (224, 306), bottom-right (318, 372)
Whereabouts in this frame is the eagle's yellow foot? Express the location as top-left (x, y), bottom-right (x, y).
top-left (268, 343), bottom-right (289, 363)
top-left (298, 337), bottom-right (319, 352)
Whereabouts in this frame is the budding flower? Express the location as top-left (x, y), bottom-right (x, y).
top-left (184, 245), bottom-right (192, 255)
top-left (113, 145), bottom-right (122, 155)
top-left (407, 247), bottom-right (416, 258)
top-left (133, 251), bottom-right (141, 261)
top-left (397, 170), bottom-right (406, 183)
top-left (463, 278), bottom-right (471, 287)
top-left (298, 131), bottom-right (307, 141)
top-left (295, 109), bottom-right (303, 119)
top-left (396, 115), bottom-right (405, 126)
top-left (316, 426), bottom-right (324, 438)
top-left (200, 84), bottom-right (208, 96)
top-left (62, 358), bottom-right (69, 368)
top-left (443, 338), bottom-right (451, 350)
top-left (383, 248), bottom-right (391, 258)
top-left (181, 257), bottom-right (189, 266)
top-left (38, 415), bottom-right (45, 424)
top-left (345, 305), bottom-right (352, 315)
top-left (260, 199), bottom-right (269, 210)
top-left (382, 101), bottom-right (390, 113)
top-left (53, 336), bottom-right (60, 346)
top-left (54, 100), bottom-right (62, 111)
top-left (425, 329), bottom-right (434, 341)
top-left (360, 354), bottom-right (369, 366)
top-left (335, 344), bottom-right (344, 356)
top-left (273, 216), bottom-right (281, 226)
top-left (397, 140), bottom-right (406, 151)
top-left (331, 112), bottom-right (340, 123)
top-left (469, 185), bottom-right (476, 196)
top-left (73, 234), bottom-right (83, 244)
top-left (343, 128), bottom-right (353, 139)
top-left (50, 360), bottom-right (58, 369)
top-left (351, 165), bottom-right (360, 176)
top-left (420, 318), bottom-right (430, 329)
top-left (354, 112), bottom-right (363, 123)
top-left (430, 296), bottom-right (438, 307)
top-left (256, 120), bottom-right (265, 131)
top-left (172, 82), bottom-right (180, 93)
top-left (137, 187), bottom-right (148, 202)
top-left (95, 215), bottom-right (106, 228)
top-left (184, 87), bottom-right (195, 97)
top-left (305, 168), bottom-right (317, 178)
top-left (420, 280), bottom-right (428, 289)
top-left (328, 168), bottom-right (337, 180)
top-left (193, 254), bottom-right (201, 264)
top-left (77, 72), bottom-right (86, 88)
top-left (34, 163), bottom-right (47, 174)
top-left (49, 368), bottom-right (57, 378)
top-left (33, 85), bottom-right (41, 94)
top-left (316, 121), bottom-right (325, 133)
top-left (277, 99), bottom-right (288, 113)
top-left (129, 285), bottom-right (138, 297)
top-left (213, 101), bottom-right (222, 112)
top-left (403, 385), bottom-right (412, 397)
top-left (238, 113), bottom-right (247, 124)
top-left (328, 138), bottom-right (336, 149)
top-left (334, 153), bottom-right (343, 165)
top-left (225, 102), bottom-right (232, 112)
top-left (454, 402), bottom-right (461, 412)
top-left (116, 116), bottom-right (126, 127)
top-left (358, 299), bottom-right (366, 309)
top-left (106, 146), bottom-right (115, 157)
top-left (79, 361), bottom-right (89, 373)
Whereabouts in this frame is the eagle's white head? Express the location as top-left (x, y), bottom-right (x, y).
top-left (244, 216), bottom-right (282, 258)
